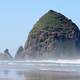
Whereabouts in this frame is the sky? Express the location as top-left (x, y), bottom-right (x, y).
top-left (0, 0), bottom-right (80, 57)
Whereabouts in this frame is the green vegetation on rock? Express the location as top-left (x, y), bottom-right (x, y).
top-left (30, 10), bottom-right (78, 37)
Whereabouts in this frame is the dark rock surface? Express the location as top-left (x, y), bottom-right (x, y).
top-left (4, 49), bottom-right (12, 59)
top-left (0, 49), bottom-right (12, 60)
top-left (15, 46), bottom-right (25, 59)
top-left (16, 10), bottom-right (80, 59)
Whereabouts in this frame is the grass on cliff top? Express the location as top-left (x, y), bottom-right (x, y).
top-left (30, 10), bottom-right (77, 37)
top-left (32, 10), bottom-right (62, 31)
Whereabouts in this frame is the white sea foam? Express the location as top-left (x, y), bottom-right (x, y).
top-left (23, 59), bottom-right (80, 64)
top-left (1, 59), bottom-right (80, 64)
top-left (0, 60), bottom-right (80, 72)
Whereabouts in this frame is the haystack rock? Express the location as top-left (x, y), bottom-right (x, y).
top-left (17, 10), bottom-right (80, 59)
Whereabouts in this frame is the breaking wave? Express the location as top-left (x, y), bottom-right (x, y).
top-left (0, 59), bottom-right (80, 72)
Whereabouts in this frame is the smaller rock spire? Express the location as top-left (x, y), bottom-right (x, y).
top-left (4, 48), bottom-right (12, 59)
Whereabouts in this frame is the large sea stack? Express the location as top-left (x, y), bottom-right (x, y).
top-left (16, 10), bottom-right (80, 59)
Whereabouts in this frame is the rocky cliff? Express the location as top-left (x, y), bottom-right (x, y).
top-left (0, 49), bottom-right (12, 60)
top-left (15, 46), bottom-right (25, 59)
top-left (16, 10), bottom-right (80, 59)
top-left (4, 49), bottom-right (12, 60)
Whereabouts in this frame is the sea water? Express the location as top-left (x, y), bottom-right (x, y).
top-left (0, 60), bottom-right (80, 80)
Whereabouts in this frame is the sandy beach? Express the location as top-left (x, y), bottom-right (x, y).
top-left (22, 70), bottom-right (80, 80)
top-left (0, 69), bottom-right (80, 80)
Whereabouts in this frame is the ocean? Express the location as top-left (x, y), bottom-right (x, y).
top-left (0, 60), bottom-right (80, 80)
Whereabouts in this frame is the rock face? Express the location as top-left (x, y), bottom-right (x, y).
top-left (0, 53), bottom-right (9, 60)
top-left (15, 46), bottom-right (25, 59)
top-left (17, 10), bottom-right (80, 59)
top-left (4, 49), bottom-right (12, 60)
top-left (0, 49), bottom-right (12, 60)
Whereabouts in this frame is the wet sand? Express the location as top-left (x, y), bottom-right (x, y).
top-left (23, 70), bottom-right (80, 80)
top-left (0, 69), bottom-right (80, 80)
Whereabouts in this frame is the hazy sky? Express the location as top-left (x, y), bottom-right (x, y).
top-left (0, 0), bottom-right (80, 56)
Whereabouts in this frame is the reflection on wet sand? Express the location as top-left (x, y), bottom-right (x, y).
top-left (0, 69), bottom-right (80, 80)
top-left (23, 70), bottom-right (80, 80)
